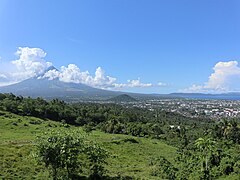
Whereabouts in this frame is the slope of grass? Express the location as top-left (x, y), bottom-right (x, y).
top-left (0, 110), bottom-right (176, 179)
top-left (90, 131), bottom-right (176, 179)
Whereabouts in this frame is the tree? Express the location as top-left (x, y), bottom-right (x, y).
top-left (36, 130), bottom-right (85, 179)
top-left (36, 130), bottom-right (108, 179)
top-left (195, 137), bottom-right (216, 174)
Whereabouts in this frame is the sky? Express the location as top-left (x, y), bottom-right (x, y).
top-left (0, 0), bottom-right (240, 93)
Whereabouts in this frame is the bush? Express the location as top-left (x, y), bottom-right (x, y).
top-left (150, 156), bottom-right (177, 179)
top-left (86, 143), bottom-right (108, 179)
top-left (36, 130), bottom-right (108, 179)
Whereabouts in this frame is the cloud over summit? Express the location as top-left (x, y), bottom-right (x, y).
top-left (42, 64), bottom-right (117, 88)
top-left (0, 47), bottom-right (163, 89)
top-left (11, 47), bottom-right (52, 81)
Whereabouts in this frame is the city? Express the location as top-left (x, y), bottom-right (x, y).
top-left (106, 98), bottom-right (240, 119)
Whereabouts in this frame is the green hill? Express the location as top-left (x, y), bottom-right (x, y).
top-left (108, 94), bottom-right (137, 102)
top-left (0, 110), bottom-right (175, 179)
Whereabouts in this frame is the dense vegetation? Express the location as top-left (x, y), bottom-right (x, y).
top-left (0, 110), bottom-right (176, 179)
top-left (0, 93), bottom-right (240, 179)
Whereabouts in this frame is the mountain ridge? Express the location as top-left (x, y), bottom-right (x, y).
top-left (0, 77), bottom-right (123, 101)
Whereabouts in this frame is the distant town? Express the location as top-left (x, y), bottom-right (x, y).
top-left (87, 98), bottom-right (240, 119)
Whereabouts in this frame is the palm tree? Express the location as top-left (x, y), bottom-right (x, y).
top-left (220, 119), bottom-right (232, 139)
top-left (195, 137), bottom-right (216, 172)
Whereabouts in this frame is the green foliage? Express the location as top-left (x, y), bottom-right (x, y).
top-left (36, 129), bottom-right (108, 179)
top-left (175, 138), bottom-right (240, 180)
top-left (36, 130), bottom-right (84, 179)
top-left (219, 156), bottom-right (234, 175)
top-left (150, 156), bottom-right (177, 179)
top-left (195, 137), bottom-right (216, 172)
top-left (0, 110), bottom-right (176, 179)
top-left (86, 143), bottom-right (108, 178)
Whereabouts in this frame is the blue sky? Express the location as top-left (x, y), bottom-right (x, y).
top-left (0, 0), bottom-right (240, 93)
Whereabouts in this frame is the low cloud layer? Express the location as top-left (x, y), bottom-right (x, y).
top-left (183, 61), bottom-right (240, 93)
top-left (0, 47), bottom-right (165, 89)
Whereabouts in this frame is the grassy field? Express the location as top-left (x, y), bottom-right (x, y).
top-left (0, 110), bottom-right (177, 179)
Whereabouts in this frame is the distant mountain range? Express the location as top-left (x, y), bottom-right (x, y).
top-left (168, 93), bottom-right (240, 100)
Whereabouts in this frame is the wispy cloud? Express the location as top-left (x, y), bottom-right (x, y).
top-left (113, 79), bottom-right (167, 89)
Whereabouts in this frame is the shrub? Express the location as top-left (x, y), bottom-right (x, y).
top-left (36, 130), bottom-right (108, 179)
top-left (150, 156), bottom-right (177, 179)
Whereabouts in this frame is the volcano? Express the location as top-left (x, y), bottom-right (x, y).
top-left (0, 66), bottom-right (122, 101)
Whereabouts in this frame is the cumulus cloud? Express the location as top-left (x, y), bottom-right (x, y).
top-left (93, 67), bottom-right (117, 87)
top-left (0, 47), bottom-right (166, 90)
top-left (42, 65), bottom-right (162, 89)
top-left (206, 61), bottom-right (240, 90)
top-left (11, 47), bottom-right (52, 81)
top-left (41, 69), bottom-right (60, 80)
top-left (42, 65), bottom-right (117, 88)
top-left (183, 61), bottom-right (240, 93)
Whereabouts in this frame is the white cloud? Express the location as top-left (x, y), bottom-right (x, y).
top-left (157, 82), bottom-right (168, 86)
top-left (0, 47), bottom-right (167, 90)
top-left (0, 74), bottom-right (7, 79)
top-left (40, 56), bottom-right (166, 89)
top-left (41, 69), bottom-right (60, 80)
top-left (42, 65), bottom-right (117, 88)
top-left (183, 61), bottom-right (240, 93)
top-left (113, 79), bottom-right (167, 89)
top-left (93, 67), bottom-right (117, 87)
top-left (206, 61), bottom-right (240, 90)
top-left (115, 79), bottom-right (152, 88)
top-left (127, 79), bottom-right (152, 87)
top-left (59, 64), bottom-right (92, 84)
top-left (10, 47), bottom-right (52, 81)
top-left (42, 66), bottom-right (162, 89)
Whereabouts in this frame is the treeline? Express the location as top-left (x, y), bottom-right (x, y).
top-left (0, 93), bottom-right (77, 124)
